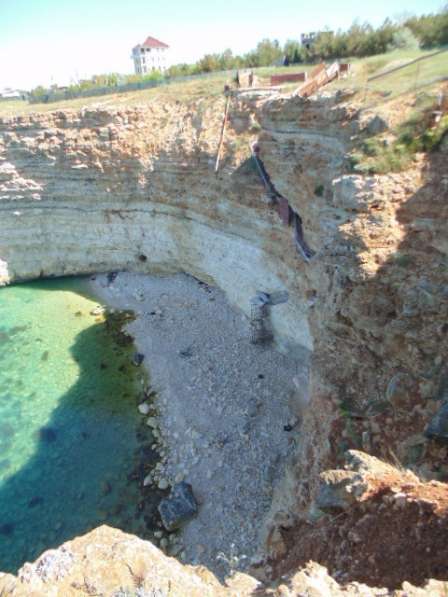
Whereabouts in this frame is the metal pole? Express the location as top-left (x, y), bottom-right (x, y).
top-left (214, 95), bottom-right (231, 173)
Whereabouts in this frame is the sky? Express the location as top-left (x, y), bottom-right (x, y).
top-left (0, 0), bottom-right (445, 90)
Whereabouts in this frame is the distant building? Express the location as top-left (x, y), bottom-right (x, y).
top-left (131, 36), bottom-right (169, 74)
top-left (0, 88), bottom-right (28, 100)
top-left (301, 31), bottom-right (333, 50)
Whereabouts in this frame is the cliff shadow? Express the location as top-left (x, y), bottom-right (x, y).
top-left (0, 300), bottom-right (164, 574)
top-left (272, 145), bottom-right (448, 590)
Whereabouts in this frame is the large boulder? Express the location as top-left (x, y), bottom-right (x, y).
top-left (158, 482), bottom-right (198, 531)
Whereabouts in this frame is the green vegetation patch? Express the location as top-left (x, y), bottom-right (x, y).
top-left (352, 103), bottom-right (448, 174)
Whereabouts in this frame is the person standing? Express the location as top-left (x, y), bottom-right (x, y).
top-left (235, 70), bottom-right (240, 88)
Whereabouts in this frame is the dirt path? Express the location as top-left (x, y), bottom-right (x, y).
top-left (90, 272), bottom-right (308, 578)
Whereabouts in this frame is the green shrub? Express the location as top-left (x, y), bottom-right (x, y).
top-left (388, 27), bottom-right (420, 51)
top-left (354, 106), bottom-right (448, 173)
top-left (314, 184), bottom-right (325, 196)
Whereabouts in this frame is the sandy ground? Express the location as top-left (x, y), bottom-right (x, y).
top-left (89, 271), bottom-right (308, 578)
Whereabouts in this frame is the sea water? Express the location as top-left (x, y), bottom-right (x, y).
top-left (0, 277), bottom-right (157, 573)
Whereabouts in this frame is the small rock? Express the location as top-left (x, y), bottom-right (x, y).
top-left (107, 272), bottom-right (118, 284)
top-left (147, 417), bottom-right (158, 428)
top-left (179, 346), bottom-right (193, 358)
top-left (138, 402), bottom-right (150, 415)
top-left (316, 470), bottom-right (363, 512)
top-left (169, 544), bottom-right (183, 557)
top-left (132, 352), bottom-right (145, 366)
top-left (386, 373), bottom-right (413, 410)
top-left (158, 478), bottom-right (170, 490)
top-left (143, 474), bottom-right (152, 487)
top-left (425, 402), bottom-right (448, 442)
top-left (361, 430), bottom-right (371, 452)
top-left (393, 492), bottom-right (408, 508)
top-left (366, 114), bottom-right (388, 134)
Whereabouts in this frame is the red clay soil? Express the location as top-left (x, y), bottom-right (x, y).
top-left (272, 476), bottom-right (448, 589)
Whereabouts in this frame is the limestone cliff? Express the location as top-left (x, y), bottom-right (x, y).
top-left (0, 89), bottom-right (447, 592)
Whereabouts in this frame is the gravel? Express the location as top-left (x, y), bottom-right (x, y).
top-left (90, 272), bottom-right (308, 578)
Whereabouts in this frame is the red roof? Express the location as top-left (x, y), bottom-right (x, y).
top-left (141, 36), bottom-right (169, 49)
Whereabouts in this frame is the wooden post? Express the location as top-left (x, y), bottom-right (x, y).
top-left (214, 95), bottom-right (230, 173)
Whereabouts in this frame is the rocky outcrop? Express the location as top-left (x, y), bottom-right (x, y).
top-left (0, 524), bottom-right (446, 596)
top-left (271, 450), bottom-right (448, 589)
top-left (1, 90), bottom-right (447, 591)
top-left (0, 525), bottom-right (257, 596)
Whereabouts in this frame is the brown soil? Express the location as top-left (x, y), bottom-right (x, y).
top-left (272, 474), bottom-right (448, 589)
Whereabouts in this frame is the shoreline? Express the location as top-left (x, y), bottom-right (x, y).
top-left (88, 271), bottom-right (307, 577)
top-left (0, 277), bottom-right (161, 573)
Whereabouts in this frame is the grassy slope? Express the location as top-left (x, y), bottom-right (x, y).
top-left (0, 48), bottom-right (446, 117)
top-left (338, 48), bottom-right (448, 101)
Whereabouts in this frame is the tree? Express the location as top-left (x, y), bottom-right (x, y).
top-left (196, 54), bottom-right (220, 73)
top-left (246, 39), bottom-right (283, 67)
top-left (405, 7), bottom-right (448, 47)
top-left (218, 49), bottom-right (236, 70)
top-left (284, 40), bottom-right (303, 64)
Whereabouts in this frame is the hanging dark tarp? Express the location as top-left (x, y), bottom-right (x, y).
top-left (277, 196), bottom-right (292, 226)
top-left (250, 143), bottom-right (315, 262)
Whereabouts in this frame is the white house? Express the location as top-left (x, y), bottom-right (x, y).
top-left (131, 36), bottom-right (169, 74)
top-left (0, 88), bottom-right (27, 100)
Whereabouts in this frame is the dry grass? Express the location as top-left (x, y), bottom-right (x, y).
top-left (332, 48), bottom-right (448, 104)
top-left (0, 49), bottom-right (446, 118)
top-left (0, 76), bottom-right (229, 117)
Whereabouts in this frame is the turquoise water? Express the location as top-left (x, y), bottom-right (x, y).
top-left (0, 278), bottom-right (159, 573)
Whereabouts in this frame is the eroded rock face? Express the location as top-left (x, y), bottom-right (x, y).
top-left (0, 524), bottom-right (446, 596)
top-left (0, 99), bottom-right (328, 353)
top-left (0, 525), bottom-right (258, 596)
top-left (0, 92), bottom-right (447, 591)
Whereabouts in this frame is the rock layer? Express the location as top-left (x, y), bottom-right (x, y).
top-left (1, 90), bottom-right (448, 591)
